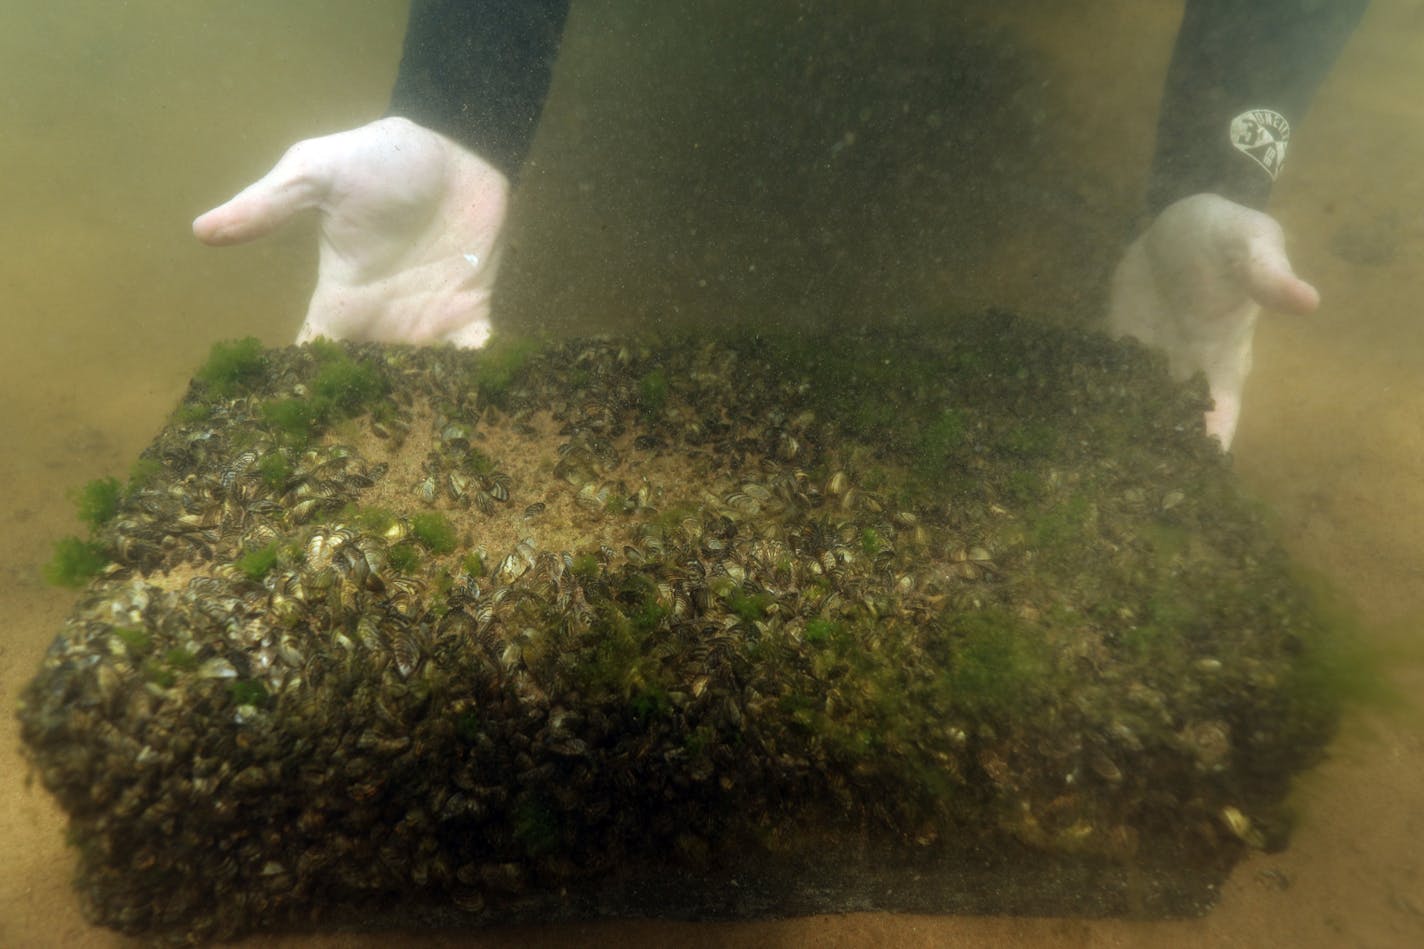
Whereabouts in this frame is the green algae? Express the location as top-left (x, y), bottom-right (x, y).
top-left (112, 626), bottom-right (152, 656)
top-left (142, 660), bottom-right (177, 689)
top-left (227, 340), bottom-right (392, 446)
top-left (261, 397), bottom-right (321, 443)
top-left (72, 477), bottom-right (122, 530)
top-left (162, 646), bottom-right (197, 672)
top-left (411, 512), bottom-right (459, 555)
top-left (43, 536), bottom-right (107, 588)
top-left (803, 617), bottom-right (840, 646)
top-left (46, 475), bottom-right (126, 587)
top-left (934, 608), bottom-right (1057, 718)
top-left (257, 452), bottom-right (292, 490)
top-left (454, 709), bottom-right (481, 742)
top-left (512, 795), bottom-right (562, 857)
top-left (236, 542), bottom-right (281, 582)
top-left (474, 335), bottom-right (541, 406)
top-left (127, 457), bottom-right (164, 491)
top-left (388, 544), bottom-right (422, 573)
top-left (570, 553), bottom-right (600, 580)
top-left (859, 526), bottom-right (884, 556)
top-left (310, 343), bottom-right (387, 415)
top-left (343, 505), bottom-right (397, 535)
top-left (638, 366), bottom-right (669, 414)
top-left (196, 337), bottom-right (266, 397)
top-left (726, 588), bottom-right (774, 623)
top-left (227, 679), bottom-right (269, 708)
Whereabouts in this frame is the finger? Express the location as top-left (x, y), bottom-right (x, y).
top-left (192, 142), bottom-right (330, 246)
top-left (1243, 241), bottom-right (1320, 315)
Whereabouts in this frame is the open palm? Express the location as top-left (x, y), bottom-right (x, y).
top-left (194, 117), bottom-right (509, 348)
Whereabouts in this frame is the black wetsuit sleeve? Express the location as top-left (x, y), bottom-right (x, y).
top-left (387, 0), bottom-right (572, 183)
top-left (1146, 0), bottom-right (1370, 215)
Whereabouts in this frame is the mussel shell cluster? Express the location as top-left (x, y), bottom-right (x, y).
top-left (18, 313), bottom-right (1338, 940)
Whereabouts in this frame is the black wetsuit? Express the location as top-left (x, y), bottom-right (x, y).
top-left (387, 0), bottom-right (1369, 212)
top-left (388, 0), bottom-right (571, 184)
top-left (1148, 0), bottom-right (1370, 214)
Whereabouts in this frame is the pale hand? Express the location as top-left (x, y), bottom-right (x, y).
top-left (1107, 193), bottom-right (1319, 450)
top-left (193, 117), bottom-right (508, 348)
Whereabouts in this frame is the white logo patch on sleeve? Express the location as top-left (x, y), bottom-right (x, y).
top-left (1230, 109), bottom-right (1291, 180)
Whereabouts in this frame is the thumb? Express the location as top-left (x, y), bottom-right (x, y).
top-left (192, 142), bottom-right (329, 246)
top-left (1242, 240), bottom-right (1320, 315)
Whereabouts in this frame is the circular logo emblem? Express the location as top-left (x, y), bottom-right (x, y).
top-left (1230, 109), bottom-right (1290, 180)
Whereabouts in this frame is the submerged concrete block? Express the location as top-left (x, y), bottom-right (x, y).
top-left (19, 314), bottom-right (1338, 941)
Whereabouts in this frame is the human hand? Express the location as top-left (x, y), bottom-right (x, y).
top-left (1107, 193), bottom-right (1319, 450)
top-left (194, 117), bottom-right (508, 348)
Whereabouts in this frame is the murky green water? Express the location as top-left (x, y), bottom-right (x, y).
top-left (3, 2), bottom-right (1422, 945)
